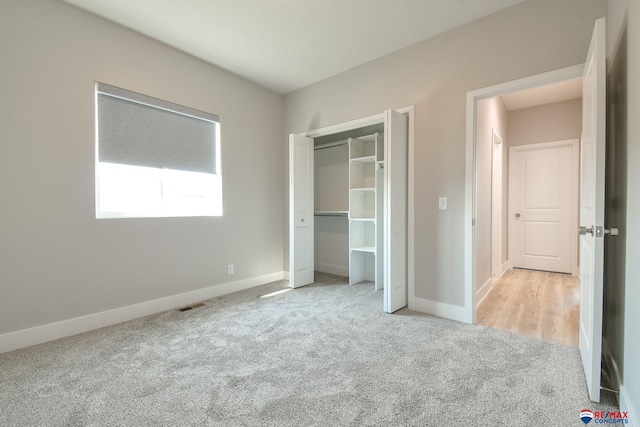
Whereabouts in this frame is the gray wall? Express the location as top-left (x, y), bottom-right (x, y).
top-left (0, 0), bottom-right (284, 334)
top-left (284, 0), bottom-right (607, 306)
top-left (608, 0), bottom-right (639, 417)
top-left (507, 99), bottom-right (582, 146)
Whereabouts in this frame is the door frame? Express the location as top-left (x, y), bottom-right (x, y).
top-left (464, 64), bottom-right (583, 324)
top-left (291, 106), bottom-right (415, 309)
top-left (491, 129), bottom-right (504, 277)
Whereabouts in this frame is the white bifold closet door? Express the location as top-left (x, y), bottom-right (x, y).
top-left (383, 109), bottom-right (409, 313)
top-left (289, 134), bottom-right (315, 288)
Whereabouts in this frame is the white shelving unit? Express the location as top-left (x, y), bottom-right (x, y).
top-left (349, 133), bottom-right (384, 290)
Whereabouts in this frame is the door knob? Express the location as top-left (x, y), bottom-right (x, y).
top-left (515, 213), bottom-right (521, 218)
top-left (581, 226), bottom-right (619, 237)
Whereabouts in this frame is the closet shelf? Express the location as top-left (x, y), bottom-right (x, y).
top-left (350, 155), bottom-right (376, 164)
top-left (314, 211), bottom-right (348, 217)
top-left (350, 217), bottom-right (375, 222)
top-left (350, 187), bottom-right (375, 192)
top-left (351, 246), bottom-right (376, 253)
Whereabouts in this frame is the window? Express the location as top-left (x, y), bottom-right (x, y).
top-left (95, 83), bottom-right (221, 218)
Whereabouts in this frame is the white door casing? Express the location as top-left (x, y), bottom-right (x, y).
top-left (383, 109), bottom-right (409, 313)
top-left (289, 134), bottom-right (315, 288)
top-left (491, 129), bottom-right (503, 277)
top-left (509, 140), bottom-right (579, 274)
top-left (579, 17), bottom-right (606, 403)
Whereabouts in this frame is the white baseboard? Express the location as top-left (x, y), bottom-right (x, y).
top-left (572, 262), bottom-right (579, 276)
top-left (0, 271), bottom-right (285, 354)
top-left (501, 260), bottom-right (511, 276)
top-left (620, 384), bottom-right (637, 427)
top-left (314, 263), bottom-right (349, 277)
top-left (476, 277), bottom-right (493, 307)
top-left (410, 297), bottom-right (466, 323)
top-left (283, 271), bottom-right (290, 281)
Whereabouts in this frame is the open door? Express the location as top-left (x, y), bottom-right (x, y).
top-left (383, 110), bottom-right (408, 312)
top-left (579, 17), bottom-right (606, 403)
top-left (289, 134), bottom-right (315, 288)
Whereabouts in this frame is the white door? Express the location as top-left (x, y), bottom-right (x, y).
top-left (579, 17), bottom-right (606, 403)
top-left (383, 110), bottom-right (408, 313)
top-left (509, 140), bottom-right (579, 274)
top-left (289, 134), bottom-right (315, 288)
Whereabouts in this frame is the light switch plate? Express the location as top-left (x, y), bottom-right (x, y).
top-left (439, 197), bottom-right (447, 210)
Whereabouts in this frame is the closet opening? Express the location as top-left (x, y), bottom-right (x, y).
top-left (314, 123), bottom-right (384, 291)
top-left (289, 108), bottom-right (414, 313)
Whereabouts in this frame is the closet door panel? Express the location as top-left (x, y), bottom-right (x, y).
top-left (289, 134), bottom-right (314, 288)
top-left (384, 110), bottom-right (408, 312)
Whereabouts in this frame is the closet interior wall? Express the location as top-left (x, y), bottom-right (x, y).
top-left (314, 142), bottom-right (349, 277)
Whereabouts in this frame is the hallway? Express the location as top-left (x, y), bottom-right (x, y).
top-left (477, 269), bottom-right (579, 347)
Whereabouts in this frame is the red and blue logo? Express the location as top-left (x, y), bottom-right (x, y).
top-left (580, 409), bottom-right (630, 424)
top-left (581, 410), bottom-right (594, 424)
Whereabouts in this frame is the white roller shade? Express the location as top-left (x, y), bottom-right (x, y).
top-left (96, 82), bottom-right (219, 174)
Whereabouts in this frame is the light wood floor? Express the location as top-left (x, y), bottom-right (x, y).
top-left (477, 269), bottom-right (580, 347)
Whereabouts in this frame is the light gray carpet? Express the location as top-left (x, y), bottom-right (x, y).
top-left (0, 274), bottom-right (617, 426)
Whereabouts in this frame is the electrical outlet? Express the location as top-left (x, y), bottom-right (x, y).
top-left (227, 264), bottom-right (234, 275)
top-left (439, 197), bottom-right (448, 210)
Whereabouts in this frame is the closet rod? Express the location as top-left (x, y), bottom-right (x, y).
top-left (314, 140), bottom-right (348, 151)
top-left (314, 211), bottom-right (348, 217)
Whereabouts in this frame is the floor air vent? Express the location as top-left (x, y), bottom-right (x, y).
top-left (178, 302), bottom-right (206, 312)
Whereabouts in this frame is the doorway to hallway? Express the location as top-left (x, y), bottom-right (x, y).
top-left (467, 18), bottom-right (608, 403)
top-left (477, 268), bottom-right (579, 347)
top-left (474, 80), bottom-right (583, 348)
